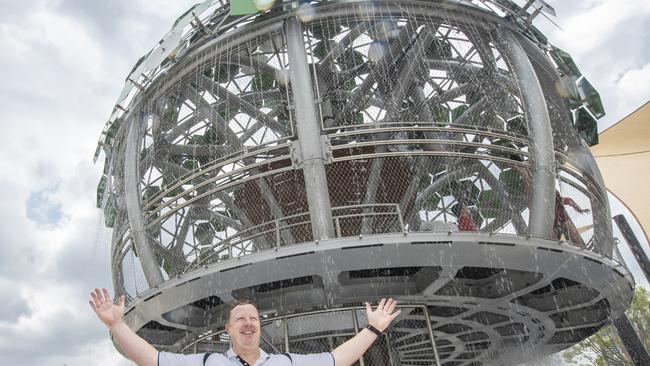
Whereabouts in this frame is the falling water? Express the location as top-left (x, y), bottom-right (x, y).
top-left (94, 1), bottom-right (631, 365)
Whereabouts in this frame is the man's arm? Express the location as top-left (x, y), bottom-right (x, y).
top-left (562, 197), bottom-right (590, 214)
top-left (89, 288), bottom-right (158, 366)
top-left (331, 298), bottom-right (401, 366)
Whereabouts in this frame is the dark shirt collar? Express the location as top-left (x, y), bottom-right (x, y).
top-left (225, 348), bottom-right (270, 365)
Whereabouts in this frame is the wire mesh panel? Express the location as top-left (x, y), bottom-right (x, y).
top-left (102, 1), bottom-right (614, 295)
top-left (98, 2), bottom-right (628, 364)
top-left (304, 4), bottom-right (542, 244)
top-left (104, 24), bottom-right (309, 283)
top-left (186, 306), bottom-right (441, 366)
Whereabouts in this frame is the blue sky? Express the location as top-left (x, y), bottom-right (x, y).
top-left (0, 1), bottom-right (648, 365)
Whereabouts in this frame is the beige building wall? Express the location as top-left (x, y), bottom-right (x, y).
top-left (590, 101), bottom-right (650, 243)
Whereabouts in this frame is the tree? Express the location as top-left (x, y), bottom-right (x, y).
top-left (563, 286), bottom-right (650, 365)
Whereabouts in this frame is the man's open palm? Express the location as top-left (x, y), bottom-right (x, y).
top-left (90, 288), bottom-right (125, 328)
top-left (365, 298), bottom-right (401, 331)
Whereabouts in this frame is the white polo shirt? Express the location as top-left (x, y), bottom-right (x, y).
top-left (158, 348), bottom-right (335, 366)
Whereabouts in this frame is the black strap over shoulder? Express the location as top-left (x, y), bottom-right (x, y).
top-left (281, 352), bottom-right (292, 363)
top-left (203, 351), bottom-right (291, 365)
top-left (202, 352), bottom-right (214, 365)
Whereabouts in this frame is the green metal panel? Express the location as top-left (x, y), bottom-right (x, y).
top-left (230, 0), bottom-right (263, 16)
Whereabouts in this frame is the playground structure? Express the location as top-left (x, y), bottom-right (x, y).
top-left (96, 1), bottom-right (634, 365)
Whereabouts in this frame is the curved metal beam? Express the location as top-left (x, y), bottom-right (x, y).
top-left (499, 30), bottom-right (555, 238)
top-left (285, 16), bottom-right (334, 240)
top-left (124, 117), bottom-right (165, 286)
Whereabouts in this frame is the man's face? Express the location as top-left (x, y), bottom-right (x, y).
top-left (225, 304), bottom-right (261, 351)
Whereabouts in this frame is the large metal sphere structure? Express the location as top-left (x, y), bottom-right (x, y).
top-left (96, 1), bottom-right (634, 365)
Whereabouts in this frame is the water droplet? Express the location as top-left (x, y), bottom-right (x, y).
top-left (253, 0), bottom-right (276, 12)
top-left (368, 40), bottom-right (387, 63)
top-left (297, 3), bottom-right (316, 23)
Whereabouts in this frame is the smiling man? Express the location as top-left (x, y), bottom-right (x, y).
top-left (89, 288), bottom-right (401, 366)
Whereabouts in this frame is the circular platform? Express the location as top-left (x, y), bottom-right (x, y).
top-left (124, 232), bottom-right (633, 365)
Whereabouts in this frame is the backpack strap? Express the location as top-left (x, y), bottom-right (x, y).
top-left (204, 351), bottom-right (290, 365)
top-left (281, 353), bottom-right (292, 364)
top-left (202, 352), bottom-right (214, 365)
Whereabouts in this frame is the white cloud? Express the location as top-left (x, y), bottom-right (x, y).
top-left (25, 182), bottom-right (68, 229)
top-left (617, 63), bottom-right (650, 107)
top-left (0, 280), bottom-right (32, 324)
top-left (0, 0), bottom-right (166, 363)
top-left (535, 0), bottom-right (650, 129)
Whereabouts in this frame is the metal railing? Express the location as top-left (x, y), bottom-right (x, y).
top-left (185, 203), bottom-right (405, 272)
top-left (183, 305), bottom-right (440, 366)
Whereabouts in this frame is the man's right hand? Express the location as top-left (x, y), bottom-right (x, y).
top-left (89, 288), bottom-right (158, 366)
top-left (90, 288), bottom-right (125, 328)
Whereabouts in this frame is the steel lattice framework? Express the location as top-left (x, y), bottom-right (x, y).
top-left (97, 1), bottom-right (633, 365)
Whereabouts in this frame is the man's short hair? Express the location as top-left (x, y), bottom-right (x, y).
top-left (226, 298), bottom-right (258, 322)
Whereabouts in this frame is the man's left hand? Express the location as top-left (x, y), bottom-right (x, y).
top-left (366, 298), bottom-right (401, 332)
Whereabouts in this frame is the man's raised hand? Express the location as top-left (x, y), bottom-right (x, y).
top-left (89, 288), bottom-right (125, 328)
top-left (365, 298), bottom-right (401, 332)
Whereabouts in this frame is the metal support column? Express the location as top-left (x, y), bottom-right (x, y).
top-left (285, 16), bottom-right (335, 240)
top-left (578, 150), bottom-right (614, 254)
top-left (612, 214), bottom-right (650, 365)
top-left (516, 34), bottom-right (614, 253)
top-left (423, 305), bottom-right (442, 366)
top-left (613, 314), bottom-right (650, 366)
top-left (124, 117), bottom-right (164, 287)
top-left (284, 316), bottom-right (290, 353)
top-left (614, 214), bottom-right (650, 280)
top-left (500, 30), bottom-right (555, 238)
top-left (351, 309), bottom-right (366, 366)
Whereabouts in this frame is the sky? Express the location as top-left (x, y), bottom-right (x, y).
top-left (0, 1), bottom-right (648, 365)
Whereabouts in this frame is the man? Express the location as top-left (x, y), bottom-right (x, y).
top-left (89, 288), bottom-right (401, 366)
top-left (553, 191), bottom-right (590, 246)
top-left (451, 203), bottom-right (478, 232)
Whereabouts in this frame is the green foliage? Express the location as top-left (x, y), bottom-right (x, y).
top-left (194, 222), bottom-right (213, 237)
top-left (574, 107), bottom-right (599, 146)
top-left (251, 73), bottom-right (275, 91)
top-left (564, 287), bottom-right (650, 365)
top-left (212, 64), bottom-right (240, 83)
top-left (106, 118), bottom-right (123, 141)
top-left (161, 258), bottom-right (174, 278)
top-left (576, 77), bottom-right (605, 119)
top-left (499, 168), bottom-right (524, 194)
top-left (549, 46), bottom-right (581, 79)
top-left (418, 175), bottom-right (441, 208)
top-left (218, 107), bottom-right (236, 122)
top-left (309, 23), bottom-right (339, 39)
top-left (161, 107), bottom-right (178, 131)
top-left (312, 40), bottom-right (334, 60)
top-left (451, 105), bottom-right (468, 122)
top-left (424, 193), bottom-right (441, 209)
top-left (425, 39), bottom-right (452, 59)
top-left (419, 174), bottom-right (432, 190)
top-left (161, 176), bottom-right (181, 198)
top-left (449, 179), bottom-right (479, 203)
top-left (477, 190), bottom-right (501, 219)
top-left (189, 126), bottom-right (220, 146)
top-left (352, 111), bottom-right (364, 125)
top-left (182, 159), bottom-right (198, 171)
top-left (103, 196), bottom-right (116, 228)
top-left (194, 222), bottom-right (215, 246)
top-left (506, 116), bottom-right (527, 136)
top-left (336, 49), bottom-right (365, 69)
top-left (143, 186), bottom-right (161, 202)
top-left (96, 175), bottom-right (107, 208)
top-left (430, 106), bottom-right (450, 123)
